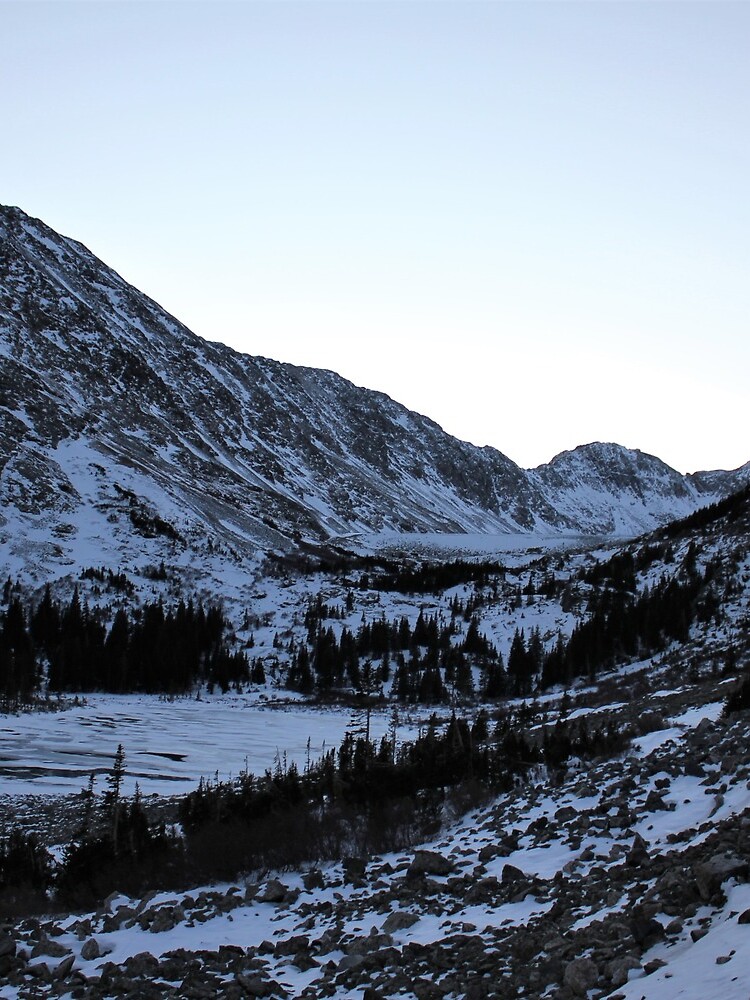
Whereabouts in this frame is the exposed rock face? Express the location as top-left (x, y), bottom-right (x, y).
top-left (1, 205), bottom-right (747, 584)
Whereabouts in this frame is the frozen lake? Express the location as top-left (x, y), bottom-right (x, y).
top-left (0, 694), bottom-right (422, 797)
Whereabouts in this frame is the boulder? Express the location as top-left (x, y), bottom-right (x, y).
top-left (80, 938), bottom-right (101, 961)
top-left (303, 868), bottom-right (325, 890)
top-left (31, 937), bottom-right (70, 959)
top-left (607, 956), bottom-right (642, 987)
top-left (694, 853), bottom-right (749, 902)
top-left (501, 863), bottom-right (526, 884)
top-left (256, 879), bottom-right (289, 903)
top-left (383, 911), bottom-right (420, 934)
top-left (625, 834), bottom-right (649, 867)
top-left (644, 790), bottom-right (668, 811)
top-left (125, 951), bottom-right (159, 977)
top-left (563, 957), bottom-right (598, 997)
top-left (407, 850), bottom-right (454, 877)
top-left (55, 954), bottom-right (76, 980)
top-left (629, 912), bottom-right (665, 951)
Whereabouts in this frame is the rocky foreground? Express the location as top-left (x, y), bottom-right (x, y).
top-left (2, 675), bottom-right (750, 1000)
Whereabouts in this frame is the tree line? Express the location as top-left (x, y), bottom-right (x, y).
top-left (0, 586), bottom-right (249, 704)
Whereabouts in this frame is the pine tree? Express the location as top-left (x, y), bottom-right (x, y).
top-left (508, 629), bottom-right (533, 697)
top-left (104, 744), bottom-right (126, 854)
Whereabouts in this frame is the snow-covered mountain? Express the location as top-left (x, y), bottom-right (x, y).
top-left (0, 205), bottom-right (746, 582)
top-left (529, 442), bottom-right (736, 536)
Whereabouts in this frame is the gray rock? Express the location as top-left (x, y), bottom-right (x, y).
top-left (694, 853), bottom-right (749, 901)
top-left (31, 937), bottom-right (70, 959)
top-left (80, 937), bottom-right (101, 961)
top-left (135, 889), bottom-right (159, 914)
top-left (382, 911), bottom-right (420, 934)
top-left (236, 973), bottom-right (275, 997)
top-left (607, 956), bottom-right (642, 987)
top-left (337, 953), bottom-right (365, 972)
top-left (125, 951), bottom-right (159, 976)
top-left (563, 958), bottom-right (598, 997)
top-left (27, 961), bottom-right (52, 981)
top-left (257, 878), bottom-right (289, 903)
top-left (55, 954), bottom-right (76, 979)
top-left (407, 850), bottom-right (454, 877)
top-left (626, 833), bottom-right (649, 867)
top-left (501, 863), bottom-right (526, 883)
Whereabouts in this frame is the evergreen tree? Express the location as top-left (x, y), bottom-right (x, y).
top-left (104, 744), bottom-right (126, 854)
top-left (508, 629), bottom-right (533, 697)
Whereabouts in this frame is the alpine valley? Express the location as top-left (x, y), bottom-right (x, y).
top-left (1, 205), bottom-right (750, 1000)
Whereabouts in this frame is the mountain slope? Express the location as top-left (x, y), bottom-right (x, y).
top-left (0, 205), bottom-right (746, 583)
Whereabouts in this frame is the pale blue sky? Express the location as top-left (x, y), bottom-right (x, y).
top-left (3, 1), bottom-right (748, 473)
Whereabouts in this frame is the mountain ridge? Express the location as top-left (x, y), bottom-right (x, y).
top-left (1, 205), bottom-right (747, 584)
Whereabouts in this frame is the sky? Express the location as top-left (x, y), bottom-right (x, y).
top-left (2, 1), bottom-right (748, 475)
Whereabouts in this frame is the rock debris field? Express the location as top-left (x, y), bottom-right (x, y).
top-left (4, 690), bottom-right (750, 1000)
